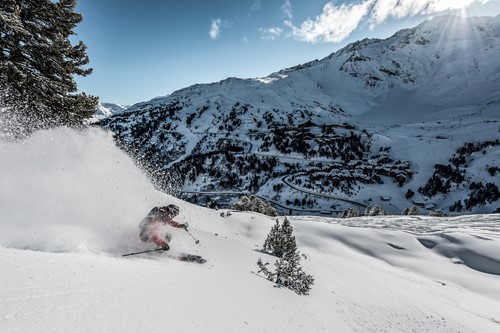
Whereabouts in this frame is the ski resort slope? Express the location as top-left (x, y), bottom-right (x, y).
top-left (1, 128), bottom-right (500, 332)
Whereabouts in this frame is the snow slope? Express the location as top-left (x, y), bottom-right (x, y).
top-left (1, 128), bottom-right (500, 332)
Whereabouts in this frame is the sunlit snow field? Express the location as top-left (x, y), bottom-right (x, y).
top-left (1, 128), bottom-right (499, 332)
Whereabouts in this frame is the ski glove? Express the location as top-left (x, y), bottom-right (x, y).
top-left (183, 223), bottom-right (189, 230)
top-left (161, 244), bottom-right (170, 251)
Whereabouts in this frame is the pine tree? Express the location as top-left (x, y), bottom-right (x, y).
top-left (230, 195), bottom-right (278, 217)
top-left (365, 205), bottom-right (386, 216)
top-left (0, 0), bottom-right (97, 133)
top-left (429, 209), bottom-right (444, 217)
top-left (408, 205), bottom-right (420, 215)
top-left (262, 217), bottom-right (297, 257)
top-left (402, 205), bottom-right (420, 215)
top-left (280, 217), bottom-right (297, 257)
top-left (263, 220), bottom-right (280, 254)
top-left (257, 217), bottom-right (314, 295)
top-left (338, 208), bottom-right (360, 218)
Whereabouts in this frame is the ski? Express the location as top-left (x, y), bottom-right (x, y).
top-left (165, 253), bottom-right (207, 264)
top-left (122, 248), bottom-right (163, 257)
top-left (122, 249), bottom-right (206, 264)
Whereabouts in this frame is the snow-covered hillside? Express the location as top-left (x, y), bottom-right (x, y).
top-left (1, 128), bottom-right (500, 332)
top-left (99, 15), bottom-right (500, 215)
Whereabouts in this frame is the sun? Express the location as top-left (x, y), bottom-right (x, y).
top-left (429, 11), bottom-right (486, 60)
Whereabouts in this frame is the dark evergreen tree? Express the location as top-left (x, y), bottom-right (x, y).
top-left (0, 0), bottom-right (97, 133)
top-left (429, 209), bottom-right (444, 217)
top-left (230, 195), bottom-right (278, 217)
top-left (365, 205), bottom-right (387, 216)
top-left (257, 217), bottom-right (314, 295)
top-left (275, 251), bottom-right (314, 295)
top-left (280, 217), bottom-right (297, 257)
top-left (262, 217), bottom-right (297, 257)
top-left (338, 208), bottom-right (360, 218)
top-left (402, 205), bottom-right (419, 215)
top-left (262, 220), bottom-right (281, 254)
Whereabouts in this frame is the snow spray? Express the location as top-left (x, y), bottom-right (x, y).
top-left (0, 127), bottom-right (170, 255)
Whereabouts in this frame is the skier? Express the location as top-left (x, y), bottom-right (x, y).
top-left (139, 204), bottom-right (188, 251)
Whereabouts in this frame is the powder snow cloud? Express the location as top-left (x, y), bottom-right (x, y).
top-left (286, 0), bottom-right (494, 44)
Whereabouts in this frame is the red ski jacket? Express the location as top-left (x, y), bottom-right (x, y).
top-left (139, 207), bottom-right (184, 246)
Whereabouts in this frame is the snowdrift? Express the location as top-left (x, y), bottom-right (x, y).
top-left (1, 128), bottom-right (500, 332)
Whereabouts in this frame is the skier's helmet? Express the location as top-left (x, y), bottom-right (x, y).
top-left (165, 204), bottom-right (179, 217)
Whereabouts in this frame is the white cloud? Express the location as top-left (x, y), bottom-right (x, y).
top-left (282, 0), bottom-right (293, 22)
top-left (258, 27), bottom-right (284, 40)
top-left (290, 1), bottom-right (373, 44)
top-left (286, 0), bottom-right (494, 44)
top-left (209, 18), bottom-right (222, 40)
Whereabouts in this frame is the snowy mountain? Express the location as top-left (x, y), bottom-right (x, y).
top-left (99, 15), bottom-right (500, 216)
top-left (1, 127), bottom-right (499, 332)
top-left (91, 102), bottom-right (129, 122)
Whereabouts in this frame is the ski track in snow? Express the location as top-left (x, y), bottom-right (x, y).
top-left (1, 128), bottom-right (500, 332)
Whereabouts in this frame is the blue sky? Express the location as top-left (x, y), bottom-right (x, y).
top-left (74, 0), bottom-right (500, 105)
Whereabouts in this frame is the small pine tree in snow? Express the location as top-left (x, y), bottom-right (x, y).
top-left (402, 205), bottom-right (420, 215)
top-left (262, 220), bottom-right (281, 255)
top-left (408, 205), bottom-right (420, 215)
top-left (338, 208), bottom-right (360, 218)
top-left (264, 205), bottom-right (278, 217)
top-left (350, 208), bottom-right (361, 218)
top-left (257, 217), bottom-right (314, 295)
top-left (365, 205), bottom-right (387, 216)
top-left (429, 209), bottom-right (444, 217)
top-left (280, 217), bottom-right (297, 257)
top-left (230, 195), bottom-right (278, 217)
top-left (262, 217), bottom-right (297, 258)
top-left (235, 196), bottom-right (252, 210)
top-left (275, 251), bottom-right (315, 295)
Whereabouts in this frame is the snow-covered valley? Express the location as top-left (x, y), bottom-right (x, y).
top-left (1, 128), bottom-right (499, 332)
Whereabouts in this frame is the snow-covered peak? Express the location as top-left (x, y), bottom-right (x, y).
top-left (304, 15), bottom-right (500, 108)
top-left (100, 102), bottom-right (129, 115)
top-left (120, 15), bottom-right (500, 124)
top-left (91, 102), bottom-right (129, 122)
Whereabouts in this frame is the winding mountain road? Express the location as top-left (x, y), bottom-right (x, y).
top-left (281, 174), bottom-right (368, 209)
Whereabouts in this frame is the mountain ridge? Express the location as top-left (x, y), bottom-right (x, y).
top-left (99, 15), bottom-right (500, 216)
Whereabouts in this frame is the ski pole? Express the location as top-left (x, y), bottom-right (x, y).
top-left (184, 227), bottom-right (200, 244)
top-left (122, 248), bottom-right (163, 257)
